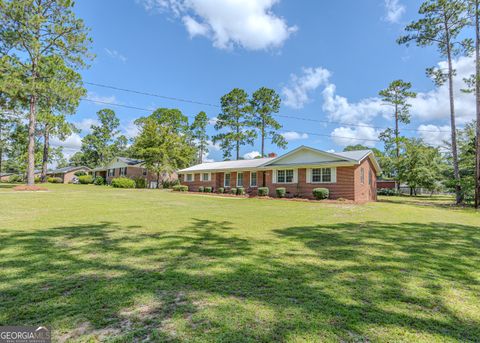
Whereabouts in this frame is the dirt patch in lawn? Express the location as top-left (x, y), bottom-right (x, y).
top-left (13, 185), bottom-right (48, 191)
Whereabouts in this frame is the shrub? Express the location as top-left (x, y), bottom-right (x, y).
top-left (34, 176), bottom-right (41, 183)
top-left (258, 187), bottom-right (269, 196)
top-left (230, 187), bottom-right (237, 195)
top-left (111, 177), bottom-right (135, 188)
top-left (313, 188), bottom-right (329, 200)
top-left (198, 186), bottom-right (204, 192)
top-left (132, 177), bottom-right (146, 189)
top-left (93, 176), bottom-right (105, 185)
top-left (74, 171), bottom-right (87, 177)
top-left (173, 184), bottom-right (188, 192)
top-left (162, 179), bottom-right (180, 189)
top-left (204, 186), bottom-right (212, 193)
top-left (236, 187), bottom-right (245, 195)
top-left (48, 177), bottom-right (62, 183)
top-left (8, 175), bottom-right (22, 183)
top-left (78, 175), bottom-right (93, 184)
top-left (377, 188), bottom-right (398, 196)
top-left (217, 187), bottom-right (224, 194)
top-left (276, 187), bottom-right (286, 198)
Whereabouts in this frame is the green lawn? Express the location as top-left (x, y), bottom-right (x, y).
top-left (1, 184), bottom-right (479, 342)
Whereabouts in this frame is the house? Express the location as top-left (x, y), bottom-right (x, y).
top-left (0, 173), bottom-right (14, 182)
top-left (92, 157), bottom-right (177, 188)
top-left (377, 179), bottom-right (397, 189)
top-left (47, 166), bottom-right (91, 184)
top-left (177, 146), bottom-right (381, 202)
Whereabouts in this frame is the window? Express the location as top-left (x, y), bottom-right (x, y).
top-left (276, 169), bottom-right (294, 183)
top-left (250, 172), bottom-right (257, 187)
top-left (202, 173), bottom-right (210, 182)
top-left (311, 168), bottom-right (332, 183)
top-left (143, 168), bottom-right (147, 176)
top-left (360, 168), bottom-right (365, 184)
top-left (237, 172), bottom-right (243, 187)
top-left (108, 169), bottom-right (115, 177)
top-left (119, 167), bottom-right (127, 176)
top-left (224, 173), bottom-right (231, 187)
top-left (369, 170), bottom-right (372, 185)
top-left (185, 173), bottom-right (193, 182)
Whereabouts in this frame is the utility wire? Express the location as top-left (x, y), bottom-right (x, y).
top-left (85, 80), bottom-right (452, 134)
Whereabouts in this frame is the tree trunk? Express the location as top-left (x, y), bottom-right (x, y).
top-left (475, 0), bottom-right (480, 209)
top-left (261, 118), bottom-right (265, 157)
top-left (41, 126), bottom-right (49, 183)
top-left (395, 102), bottom-right (400, 191)
top-left (444, 22), bottom-right (462, 204)
top-left (157, 172), bottom-right (160, 189)
top-left (27, 94), bottom-right (37, 186)
top-left (0, 121), bottom-right (3, 175)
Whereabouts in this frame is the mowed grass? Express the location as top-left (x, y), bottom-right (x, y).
top-left (0, 184), bottom-right (479, 342)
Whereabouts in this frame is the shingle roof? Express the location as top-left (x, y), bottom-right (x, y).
top-left (117, 157), bottom-right (144, 165)
top-left (48, 166), bottom-right (90, 174)
top-left (178, 157), bottom-right (275, 173)
top-left (335, 150), bottom-right (372, 161)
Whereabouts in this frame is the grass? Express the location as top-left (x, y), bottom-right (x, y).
top-left (0, 184), bottom-right (479, 342)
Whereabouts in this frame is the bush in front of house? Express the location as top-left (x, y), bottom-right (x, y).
top-left (132, 177), bottom-right (146, 189)
top-left (230, 187), bottom-right (237, 195)
top-left (204, 186), bottom-right (212, 193)
top-left (236, 187), bottom-right (245, 195)
top-left (313, 188), bottom-right (329, 200)
top-left (111, 177), bottom-right (136, 188)
top-left (162, 179), bottom-right (180, 189)
top-left (276, 187), bottom-right (286, 198)
top-left (93, 176), bottom-right (105, 185)
top-left (198, 186), bottom-right (204, 192)
top-left (48, 177), bottom-right (62, 183)
top-left (258, 187), bottom-right (269, 196)
top-left (377, 188), bottom-right (399, 196)
top-left (78, 175), bottom-right (93, 184)
top-left (173, 185), bottom-right (188, 192)
top-left (8, 175), bottom-right (22, 183)
top-left (34, 176), bottom-right (41, 183)
top-left (217, 187), bottom-right (224, 194)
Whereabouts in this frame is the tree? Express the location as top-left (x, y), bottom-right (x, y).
top-left (0, 0), bottom-right (92, 185)
top-left (132, 109), bottom-right (196, 188)
top-left (213, 88), bottom-right (256, 160)
top-left (190, 111), bottom-right (209, 163)
top-left (68, 151), bottom-right (85, 167)
top-left (398, 0), bottom-right (471, 204)
top-left (250, 87), bottom-right (287, 157)
top-left (397, 138), bottom-right (444, 195)
top-left (343, 144), bottom-right (384, 158)
top-left (80, 109), bottom-right (127, 168)
top-left (0, 110), bottom-right (19, 175)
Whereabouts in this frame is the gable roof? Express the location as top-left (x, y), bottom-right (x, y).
top-left (178, 157), bottom-right (275, 173)
top-left (179, 146), bottom-right (381, 174)
top-left (117, 157), bottom-right (144, 165)
top-left (48, 166), bottom-right (90, 174)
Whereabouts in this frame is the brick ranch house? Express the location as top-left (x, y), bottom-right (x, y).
top-left (92, 157), bottom-right (177, 188)
top-left (178, 146), bottom-right (381, 202)
top-left (46, 166), bottom-right (91, 184)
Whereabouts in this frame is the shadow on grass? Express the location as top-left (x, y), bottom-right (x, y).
top-left (0, 220), bottom-right (479, 341)
top-left (0, 184), bottom-right (16, 189)
top-left (377, 195), bottom-right (468, 209)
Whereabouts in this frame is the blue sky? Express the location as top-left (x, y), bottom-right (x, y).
top-left (56, 0), bottom-right (477, 162)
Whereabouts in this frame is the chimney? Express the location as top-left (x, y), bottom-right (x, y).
top-left (268, 152), bottom-right (277, 158)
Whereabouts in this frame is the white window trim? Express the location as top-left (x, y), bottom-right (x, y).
top-left (250, 171), bottom-right (257, 187)
top-left (185, 173), bottom-right (194, 182)
top-left (224, 172), bottom-right (231, 187)
top-left (236, 172), bottom-right (244, 187)
top-left (307, 167), bottom-right (337, 184)
top-left (201, 172), bottom-right (211, 182)
top-left (273, 169), bottom-right (297, 184)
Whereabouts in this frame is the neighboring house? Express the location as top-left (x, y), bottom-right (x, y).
top-left (0, 173), bottom-right (14, 182)
top-left (178, 146), bottom-right (381, 202)
top-left (92, 157), bottom-right (177, 188)
top-left (377, 179), bottom-right (397, 189)
top-left (47, 166), bottom-right (91, 184)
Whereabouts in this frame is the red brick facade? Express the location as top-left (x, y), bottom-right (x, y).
top-left (97, 166), bottom-right (177, 188)
top-left (180, 157), bottom-right (378, 202)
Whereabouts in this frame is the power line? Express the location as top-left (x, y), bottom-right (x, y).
top-left (85, 80), bottom-right (452, 134)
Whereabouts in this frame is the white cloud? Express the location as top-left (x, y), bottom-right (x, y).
top-left (123, 121), bottom-right (140, 139)
top-left (104, 48), bottom-right (127, 63)
top-left (243, 150), bottom-right (261, 159)
top-left (138, 0), bottom-right (297, 50)
top-left (384, 0), bottom-right (405, 23)
top-left (330, 126), bottom-right (380, 147)
top-left (417, 124), bottom-right (451, 147)
top-left (282, 67), bottom-right (331, 109)
top-left (73, 118), bottom-right (99, 134)
top-left (281, 131), bottom-right (309, 141)
top-left (50, 132), bottom-right (83, 160)
top-left (208, 117), bottom-right (218, 125)
top-left (86, 92), bottom-right (117, 105)
top-left (410, 56), bottom-right (476, 125)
